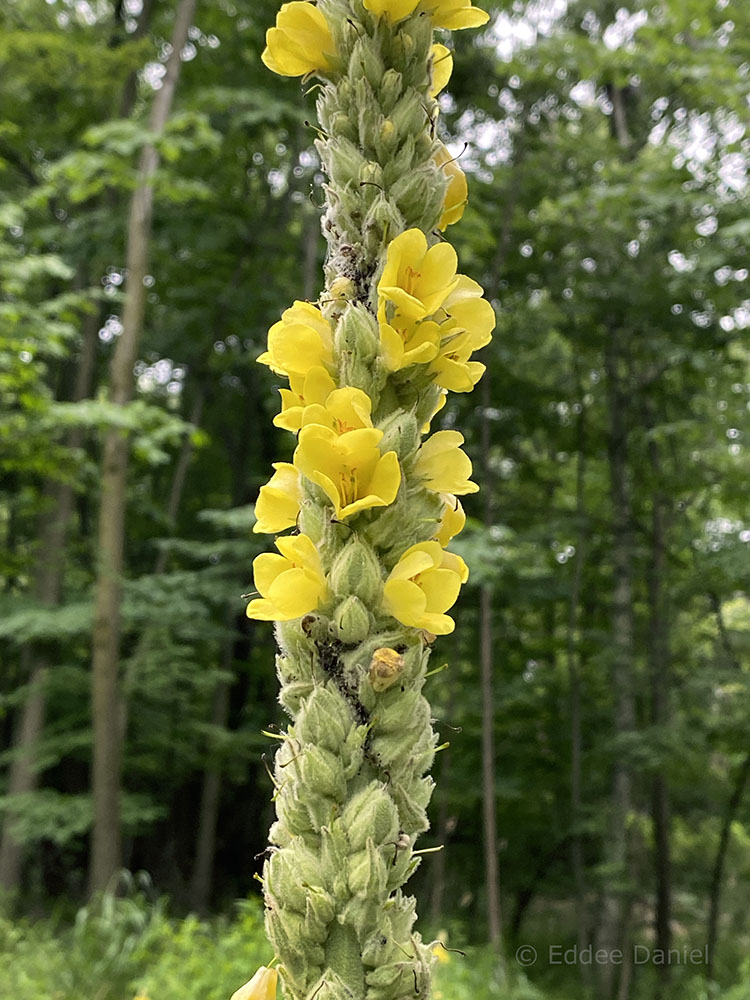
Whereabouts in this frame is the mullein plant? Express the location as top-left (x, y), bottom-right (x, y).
top-left (234, 2), bottom-right (494, 999)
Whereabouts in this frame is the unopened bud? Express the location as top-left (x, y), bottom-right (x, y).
top-left (390, 88), bottom-right (423, 139)
top-left (334, 595), bottom-right (371, 644)
top-left (359, 160), bottom-right (384, 188)
top-left (334, 303), bottom-right (380, 364)
top-left (298, 498), bottom-right (329, 544)
top-left (379, 69), bottom-right (404, 114)
top-left (343, 782), bottom-right (399, 851)
top-left (330, 537), bottom-right (382, 603)
top-left (326, 137), bottom-right (366, 188)
top-left (377, 410), bottom-right (419, 461)
top-left (349, 38), bottom-right (385, 89)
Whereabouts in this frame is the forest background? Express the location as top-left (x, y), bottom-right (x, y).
top-left (1, 1), bottom-right (749, 999)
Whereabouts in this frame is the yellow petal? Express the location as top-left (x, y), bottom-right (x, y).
top-left (388, 546), bottom-right (437, 582)
top-left (417, 610), bottom-right (456, 635)
top-left (426, 0), bottom-right (490, 30)
top-left (435, 495), bottom-right (466, 546)
top-left (294, 424), bottom-right (341, 485)
top-left (379, 284), bottom-right (431, 321)
top-left (430, 43), bottom-right (453, 97)
top-left (416, 430), bottom-right (478, 494)
top-left (276, 532), bottom-right (323, 577)
top-left (231, 966), bottom-right (278, 1000)
top-left (266, 322), bottom-right (330, 377)
top-left (363, 0), bottom-right (419, 19)
top-left (420, 567), bottom-right (462, 614)
top-left (267, 567), bottom-right (324, 619)
top-left (253, 463), bottom-right (301, 533)
top-left (324, 387), bottom-right (373, 432)
top-left (253, 552), bottom-right (288, 597)
top-left (435, 145), bottom-right (468, 230)
top-left (367, 450), bottom-right (401, 505)
top-left (261, 3), bottom-right (336, 78)
top-left (441, 549), bottom-right (469, 583)
top-left (383, 578), bottom-right (428, 628)
top-left (380, 323), bottom-right (405, 371)
top-left (245, 597), bottom-right (280, 621)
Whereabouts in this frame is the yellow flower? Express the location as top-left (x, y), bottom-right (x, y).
top-left (434, 494), bottom-right (466, 545)
top-left (246, 535), bottom-right (327, 622)
top-left (378, 229), bottom-right (459, 326)
top-left (261, 3), bottom-right (336, 78)
top-left (424, 0), bottom-right (490, 30)
top-left (300, 386), bottom-right (373, 433)
top-left (363, 0), bottom-right (419, 22)
top-left (435, 144), bottom-right (468, 229)
top-left (275, 369), bottom-right (373, 434)
top-left (294, 425), bottom-right (401, 520)
top-left (415, 430), bottom-right (478, 494)
top-left (254, 463), bottom-right (302, 534)
top-left (275, 366), bottom-right (336, 432)
top-left (441, 274), bottom-right (495, 338)
top-left (231, 966), bottom-right (279, 1000)
top-left (383, 540), bottom-right (468, 635)
top-left (430, 275), bottom-right (495, 390)
top-left (430, 43), bottom-right (453, 97)
top-left (380, 318), bottom-right (441, 372)
top-left (258, 301), bottom-right (333, 379)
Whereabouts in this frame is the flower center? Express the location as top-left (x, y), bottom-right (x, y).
top-left (341, 466), bottom-right (359, 506)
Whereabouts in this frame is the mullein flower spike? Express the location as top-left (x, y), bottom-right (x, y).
top-left (243, 1), bottom-right (493, 998)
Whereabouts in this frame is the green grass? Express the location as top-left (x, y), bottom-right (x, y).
top-left (0, 886), bottom-right (748, 1000)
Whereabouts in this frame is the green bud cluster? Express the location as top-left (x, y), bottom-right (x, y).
top-left (259, 3), bottom-right (464, 999)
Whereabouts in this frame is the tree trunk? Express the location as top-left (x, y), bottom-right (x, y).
top-left (705, 597), bottom-right (749, 979)
top-left (189, 639), bottom-right (232, 914)
top-left (706, 752), bottom-right (750, 979)
top-left (0, 306), bottom-right (100, 895)
top-left (598, 325), bottom-right (636, 1000)
top-left (479, 375), bottom-right (502, 951)
top-left (646, 436), bottom-right (672, 998)
top-left (89, 0), bottom-right (197, 896)
top-left (567, 397), bottom-right (589, 979)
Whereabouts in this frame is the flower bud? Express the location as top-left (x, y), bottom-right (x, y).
top-left (330, 537), bottom-right (382, 603)
top-left (342, 782), bottom-right (399, 851)
top-left (348, 37), bottom-right (385, 90)
top-left (333, 595), bottom-right (371, 644)
top-left (327, 137), bottom-right (367, 188)
top-left (301, 745), bottom-right (347, 801)
top-left (322, 111), bottom-right (355, 142)
top-left (266, 840), bottom-right (324, 914)
top-left (298, 497), bottom-right (329, 543)
top-left (349, 839), bottom-right (388, 898)
top-left (333, 303), bottom-right (380, 364)
top-left (359, 160), bottom-right (384, 188)
top-left (362, 195), bottom-right (405, 254)
top-left (379, 69), bottom-right (404, 114)
top-left (389, 88), bottom-right (424, 140)
top-left (296, 685), bottom-right (353, 753)
top-left (376, 410), bottom-right (419, 461)
top-left (390, 167), bottom-right (446, 231)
